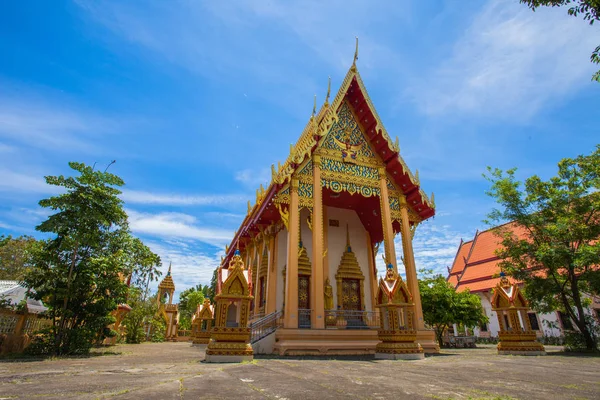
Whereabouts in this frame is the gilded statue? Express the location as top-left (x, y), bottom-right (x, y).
top-left (324, 277), bottom-right (334, 310)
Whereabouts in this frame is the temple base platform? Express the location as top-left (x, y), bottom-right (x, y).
top-left (205, 354), bottom-right (254, 363)
top-left (375, 352), bottom-right (425, 360)
top-left (272, 328), bottom-right (440, 356)
top-left (417, 329), bottom-right (440, 354)
top-left (498, 350), bottom-right (546, 356)
top-left (497, 332), bottom-right (545, 356)
top-left (274, 328), bottom-right (379, 356)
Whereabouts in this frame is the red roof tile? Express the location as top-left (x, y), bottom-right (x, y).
top-left (459, 259), bottom-right (501, 282)
top-left (457, 276), bottom-right (518, 293)
top-left (449, 240), bottom-right (473, 275)
top-left (447, 274), bottom-right (459, 287)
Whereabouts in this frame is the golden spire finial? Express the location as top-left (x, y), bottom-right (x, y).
top-left (167, 262), bottom-right (172, 276)
top-left (325, 76), bottom-right (331, 106)
top-left (353, 37), bottom-right (359, 67)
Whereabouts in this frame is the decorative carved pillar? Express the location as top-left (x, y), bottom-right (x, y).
top-left (265, 232), bottom-right (278, 314)
top-left (366, 231), bottom-right (377, 312)
top-left (399, 195), bottom-right (425, 330)
top-left (378, 167), bottom-right (398, 272)
top-left (311, 155), bottom-right (325, 328)
top-left (253, 238), bottom-right (261, 316)
top-left (284, 178), bottom-right (300, 328)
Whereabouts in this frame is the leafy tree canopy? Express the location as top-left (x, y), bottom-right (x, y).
top-left (485, 145), bottom-right (600, 351)
top-left (419, 271), bottom-right (488, 346)
top-left (521, 0), bottom-right (600, 82)
top-left (178, 285), bottom-right (205, 330)
top-left (0, 235), bottom-right (40, 280)
top-left (23, 161), bottom-right (160, 355)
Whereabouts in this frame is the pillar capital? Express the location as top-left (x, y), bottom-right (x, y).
top-left (378, 166), bottom-right (387, 177)
top-left (312, 154), bottom-right (321, 167)
top-left (399, 194), bottom-right (408, 208)
top-left (291, 177), bottom-right (299, 190)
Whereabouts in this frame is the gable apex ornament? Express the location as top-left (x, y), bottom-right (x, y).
top-left (351, 37), bottom-right (359, 72)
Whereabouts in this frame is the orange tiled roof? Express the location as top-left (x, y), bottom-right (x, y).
top-left (447, 274), bottom-right (459, 287)
top-left (457, 276), bottom-right (518, 293)
top-left (450, 222), bottom-right (529, 293)
top-left (449, 240), bottom-right (473, 275)
top-left (459, 259), bottom-right (501, 283)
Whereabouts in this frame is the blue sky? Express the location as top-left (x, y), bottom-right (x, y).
top-left (1, 0), bottom-right (598, 298)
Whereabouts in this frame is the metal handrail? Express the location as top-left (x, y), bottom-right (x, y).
top-left (324, 310), bottom-right (380, 329)
top-left (250, 310), bottom-right (283, 344)
top-left (298, 309), bottom-right (311, 329)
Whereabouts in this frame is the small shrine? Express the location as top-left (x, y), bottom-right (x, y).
top-left (335, 225), bottom-right (365, 312)
top-left (374, 265), bottom-right (424, 360)
top-left (205, 250), bottom-right (254, 363)
top-left (191, 298), bottom-right (214, 345)
top-left (491, 273), bottom-right (545, 356)
top-left (157, 264), bottom-right (179, 342)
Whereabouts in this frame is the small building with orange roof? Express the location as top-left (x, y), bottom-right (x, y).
top-left (447, 223), bottom-right (575, 339)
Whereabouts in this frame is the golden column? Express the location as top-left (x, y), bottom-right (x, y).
top-left (311, 155), bottom-right (325, 329)
top-left (252, 237), bottom-right (263, 316)
top-left (378, 167), bottom-right (398, 272)
top-left (398, 195), bottom-right (424, 330)
top-left (284, 177), bottom-right (300, 328)
top-left (265, 232), bottom-right (278, 314)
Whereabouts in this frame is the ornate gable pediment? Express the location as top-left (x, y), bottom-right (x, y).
top-left (376, 267), bottom-right (413, 305)
top-left (220, 253), bottom-right (251, 298)
top-left (491, 276), bottom-right (528, 309)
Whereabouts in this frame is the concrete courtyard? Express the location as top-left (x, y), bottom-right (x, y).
top-left (1, 342), bottom-right (598, 399)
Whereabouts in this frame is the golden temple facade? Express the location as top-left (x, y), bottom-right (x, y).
top-left (217, 47), bottom-right (438, 355)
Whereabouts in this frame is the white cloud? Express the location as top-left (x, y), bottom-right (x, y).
top-left (411, 0), bottom-right (599, 118)
top-left (0, 96), bottom-right (122, 152)
top-left (234, 168), bottom-right (271, 189)
top-left (145, 239), bottom-right (222, 297)
top-left (121, 189), bottom-right (246, 206)
top-left (0, 169), bottom-right (59, 194)
top-left (372, 220), bottom-right (469, 280)
top-left (127, 209), bottom-right (234, 247)
top-left (0, 143), bottom-right (15, 153)
top-left (76, 0), bottom-right (411, 114)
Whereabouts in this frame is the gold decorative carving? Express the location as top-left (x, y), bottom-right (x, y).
top-left (207, 250), bottom-right (254, 361)
top-left (276, 203), bottom-right (289, 230)
top-left (491, 275), bottom-right (545, 354)
top-left (375, 264), bottom-right (422, 356)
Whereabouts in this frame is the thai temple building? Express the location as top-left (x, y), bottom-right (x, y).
top-left (216, 45), bottom-right (439, 355)
top-left (447, 223), bottom-right (600, 339)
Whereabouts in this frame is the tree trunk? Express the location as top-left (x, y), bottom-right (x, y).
top-left (56, 242), bottom-right (79, 356)
top-left (435, 324), bottom-right (446, 347)
top-left (570, 273), bottom-right (597, 351)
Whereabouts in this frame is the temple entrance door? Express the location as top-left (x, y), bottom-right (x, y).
top-left (341, 279), bottom-right (361, 311)
top-left (298, 275), bottom-right (311, 328)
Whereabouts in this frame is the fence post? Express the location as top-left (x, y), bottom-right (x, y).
top-left (14, 311), bottom-right (27, 336)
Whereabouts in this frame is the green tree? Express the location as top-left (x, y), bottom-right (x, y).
top-left (123, 288), bottom-right (158, 343)
top-left (419, 272), bottom-right (488, 346)
top-left (520, 0), bottom-right (600, 82)
top-left (485, 145), bottom-right (600, 351)
top-left (178, 286), bottom-right (205, 330)
top-left (22, 161), bottom-right (153, 355)
top-left (208, 268), bottom-right (218, 302)
top-left (120, 238), bottom-right (162, 343)
top-left (0, 235), bottom-right (40, 280)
